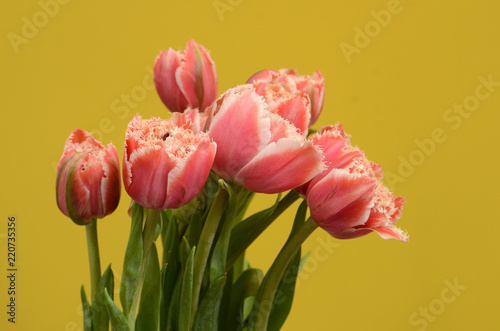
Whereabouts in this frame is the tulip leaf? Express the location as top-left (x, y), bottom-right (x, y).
top-left (225, 268), bottom-right (263, 331)
top-left (179, 246), bottom-right (196, 331)
top-left (267, 248), bottom-right (301, 331)
top-left (193, 275), bottom-right (227, 331)
top-left (179, 236), bottom-right (191, 269)
top-left (104, 288), bottom-right (130, 331)
top-left (166, 275), bottom-right (183, 330)
top-left (120, 202), bottom-right (144, 320)
top-left (80, 285), bottom-right (92, 331)
top-left (187, 203), bottom-right (204, 249)
top-left (160, 210), bottom-right (180, 331)
top-left (92, 264), bottom-right (114, 331)
top-left (210, 181), bottom-right (236, 283)
top-left (136, 243), bottom-right (161, 331)
top-left (226, 193), bottom-right (282, 270)
top-left (217, 268), bottom-right (234, 329)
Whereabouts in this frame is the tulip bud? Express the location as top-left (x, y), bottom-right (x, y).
top-left (123, 113), bottom-right (216, 209)
top-left (305, 125), bottom-right (407, 241)
top-left (154, 39), bottom-right (218, 113)
top-left (56, 129), bottom-right (121, 225)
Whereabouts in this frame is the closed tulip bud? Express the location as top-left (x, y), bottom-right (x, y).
top-left (154, 39), bottom-right (218, 113)
top-left (123, 113), bottom-right (216, 209)
top-left (248, 68), bottom-right (325, 126)
top-left (206, 84), bottom-right (324, 194)
top-left (305, 125), bottom-right (408, 241)
top-left (56, 129), bottom-right (121, 225)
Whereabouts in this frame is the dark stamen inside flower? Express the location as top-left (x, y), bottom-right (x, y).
top-left (162, 132), bottom-right (170, 140)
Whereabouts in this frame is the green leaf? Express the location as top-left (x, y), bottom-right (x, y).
top-left (136, 243), bottom-right (161, 331)
top-left (226, 194), bottom-right (282, 270)
top-left (187, 203), bottom-right (204, 249)
top-left (179, 246), bottom-right (196, 331)
top-left (120, 202), bottom-right (144, 320)
top-left (193, 275), bottom-right (227, 331)
top-left (225, 268), bottom-right (263, 331)
top-left (160, 211), bottom-right (180, 331)
top-left (210, 181), bottom-right (236, 283)
top-left (179, 236), bottom-right (191, 268)
top-left (166, 275), bottom-right (183, 330)
top-left (104, 288), bottom-right (130, 331)
top-left (267, 248), bottom-right (301, 331)
top-left (81, 285), bottom-right (92, 331)
top-left (92, 264), bottom-right (114, 331)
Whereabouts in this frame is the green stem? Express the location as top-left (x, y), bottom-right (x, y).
top-left (85, 218), bottom-right (102, 302)
top-left (127, 208), bottom-right (161, 330)
top-left (191, 187), bottom-right (229, 327)
top-left (250, 217), bottom-right (318, 331)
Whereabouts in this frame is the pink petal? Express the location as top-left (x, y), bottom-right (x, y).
top-left (154, 49), bottom-right (189, 112)
top-left (236, 138), bottom-right (324, 193)
top-left (164, 139), bottom-right (217, 208)
top-left (176, 40), bottom-right (217, 111)
top-left (124, 146), bottom-right (177, 209)
top-left (307, 169), bottom-right (376, 232)
top-left (208, 87), bottom-right (271, 179)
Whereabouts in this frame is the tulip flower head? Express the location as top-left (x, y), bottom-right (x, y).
top-left (248, 68), bottom-right (325, 126)
top-left (305, 125), bottom-right (407, 242)
top-left (207, 84), bottom-right (325, 193)
top-left (56, 129), bottom-right (121, 225)
top-left (154, 39), bottom-right (218, 113)
top-left (123, 113), bottom-right (216, 209)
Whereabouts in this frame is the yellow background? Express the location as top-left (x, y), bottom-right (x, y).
top-left (2, 0), bottom-right (499, 330)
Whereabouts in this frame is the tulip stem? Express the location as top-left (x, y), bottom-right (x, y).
top-left (190, 187), bottom-right (229, 328)
top-left (85, 218), bottom-right (102, 302)
top-left (249, 217), bottom-right (318, 331)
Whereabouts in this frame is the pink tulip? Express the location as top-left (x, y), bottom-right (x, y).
top-left (305, 125), bottom-right (407, 241)
top-left (56, 129), bottom-right (121, 225)
top-left (247, 68), bottom-right (325, 125)
top-left (206, 84), bottom-right (325, 194)
top-left (154, 39), bottom-right (218, 113)
top-left (123, 113), bottom-right (216, 209)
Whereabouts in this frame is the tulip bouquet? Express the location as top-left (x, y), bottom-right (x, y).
top-left (56, 39), bottom-right (407, 331)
